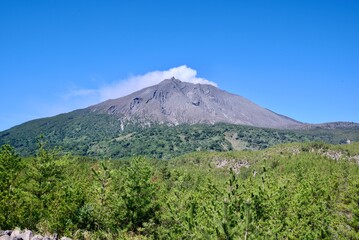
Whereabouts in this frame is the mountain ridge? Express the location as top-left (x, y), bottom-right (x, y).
top-left (89, 78), bottom-right (303, 129)
top-left (2, 78), bottom-right (357, 132)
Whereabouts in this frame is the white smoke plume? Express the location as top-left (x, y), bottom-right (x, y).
top-left (98, 65), bottom-right (217, 100)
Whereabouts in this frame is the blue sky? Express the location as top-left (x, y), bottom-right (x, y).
top-left (0, 0), bottom-right (358, 131)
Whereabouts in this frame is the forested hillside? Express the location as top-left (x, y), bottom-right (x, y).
top-left (1, 118), bottom-right (359, 159)
top-left (1, 141), bottom-right (359, 239)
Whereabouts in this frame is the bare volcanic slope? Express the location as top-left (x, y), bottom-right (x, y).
top-left (89, 78), bottom-right (302, 129)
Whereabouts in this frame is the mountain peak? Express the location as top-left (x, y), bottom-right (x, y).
top-left (158, 78), bottom-right (217, 88)
top-left (90, 79), bottom-right (302, 129)
top-left (157, 77), bottom-right (182, 87)
top-left (160, 77), bottom-right (181, 84)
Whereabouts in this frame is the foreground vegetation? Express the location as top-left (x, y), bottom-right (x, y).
top-left (1, 140), bottom-right (359, 239)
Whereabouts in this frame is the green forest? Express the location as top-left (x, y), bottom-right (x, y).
top-left (1, 139), bottom-right (359, 239)
top-left (2, 114), bottom-right (359, 159)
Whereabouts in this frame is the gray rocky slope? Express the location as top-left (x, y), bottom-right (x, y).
top-left (89, 78), bottom-right (303, 129)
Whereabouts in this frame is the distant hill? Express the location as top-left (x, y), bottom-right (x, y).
top-left (1, 78), bottom-right (358, 158)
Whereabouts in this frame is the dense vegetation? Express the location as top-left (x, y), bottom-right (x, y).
top-left (1, 140), bottom-right (359, 239)
top-left (1, 111), bottom-right (359, 159)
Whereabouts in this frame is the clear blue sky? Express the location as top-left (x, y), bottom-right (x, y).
top-left (1, 0), bottom-right (358, 131)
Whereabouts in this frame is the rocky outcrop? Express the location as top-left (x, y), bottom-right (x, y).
top-left (214, 157), bottom-right (250, 173)
top-left (0, 229), bottom-right (71, 240)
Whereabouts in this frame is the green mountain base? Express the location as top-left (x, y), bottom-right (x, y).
top-left (1, 109), bottom-right (358, 158)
